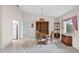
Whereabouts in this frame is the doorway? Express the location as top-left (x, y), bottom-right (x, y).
top-left (12, 20), bottom-right (19, 40)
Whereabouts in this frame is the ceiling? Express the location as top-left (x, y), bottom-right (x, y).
top-left (19, 5), bottom-right (77, 17)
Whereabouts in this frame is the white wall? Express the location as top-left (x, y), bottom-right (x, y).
top-left (0, 6), bottom-right (2, 48)
top-left (1, 5), bottom-right (24, 48)
top-left (23, 13), bottom-right (55, 39)
top-left (59, 7), bottom-right (79, 50)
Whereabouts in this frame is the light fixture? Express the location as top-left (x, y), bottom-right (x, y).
top-left (41, 8), bottom-right (44, 17)
top-left (40, 8), bottom-right (44, 21)
top-left (16, 5), bottom-right (19, 7)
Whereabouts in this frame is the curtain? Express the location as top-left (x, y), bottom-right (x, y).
top-left (72, 16), bottom-right (78, 31)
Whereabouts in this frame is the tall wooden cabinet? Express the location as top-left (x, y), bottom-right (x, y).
top-left (54, 22), bottom-right (60, 33)
top-left (36, 21), bottom-right (49, 38)
top-left (54, 22), bottom-right (60, 38)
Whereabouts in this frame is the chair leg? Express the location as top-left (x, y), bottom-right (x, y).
top-left (39, 39), bottom-right (42, 47)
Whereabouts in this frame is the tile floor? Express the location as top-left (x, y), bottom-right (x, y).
top-left (0, 38), bottom-right (79, 53)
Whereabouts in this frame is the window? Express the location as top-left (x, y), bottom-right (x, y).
top-left (63, 19), bottom-right (73, 34)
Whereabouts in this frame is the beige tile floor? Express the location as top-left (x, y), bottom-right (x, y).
top-left (0, 38), bottom-right (79, 53)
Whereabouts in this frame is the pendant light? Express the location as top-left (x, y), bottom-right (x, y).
top-left (40, 8), bottom-right (44, 21)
